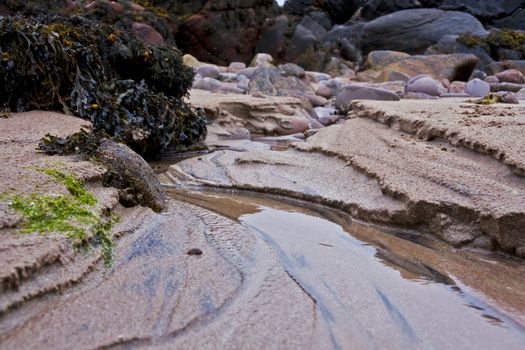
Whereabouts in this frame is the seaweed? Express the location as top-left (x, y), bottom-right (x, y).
top-left (0, 15), bottom-right (205, 158)
top-left (457, 29), bottom-right (525, 60)
top-left (1, 167), bottom-right (118, 266)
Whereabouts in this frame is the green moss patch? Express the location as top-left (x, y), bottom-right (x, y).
top-left (1, 167), bottom-right (118, 266)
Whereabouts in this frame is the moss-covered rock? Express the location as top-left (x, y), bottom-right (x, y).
top-left (0, 15), bottom-right (206, 157)
top-left (457, 29), bottom-right (525, 61)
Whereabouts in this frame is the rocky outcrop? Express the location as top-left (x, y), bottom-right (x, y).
top-left (175, 0), bottom-right (280, 65)
top-left (167, 99), bottom-right (525, 257)
top-left (352, 9), bottom-right (487, 55)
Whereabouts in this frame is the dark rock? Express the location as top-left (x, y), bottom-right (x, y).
top-left (438, 0), bottom-right (525, 22)
top-left (279, 63), bottom-right (306, 78)
top-left (283, 0), bottom-right (361, 23)
top-left (482, 60), bottom-right (525, 76)
top-left (256, 15), bottom-right (292, 59)
top-left (425, 35), bottom-right (494, 68)
top-left (493, 9), bottom-right (525, 31)
top-left (187, 248), bottom-right (203, 255)
top-left (490, 83), bottom-right (525, 93)
top-left (335, 85), bottom-right (400, 113)
top-left (98, 140), bottom-right (166, 212)
top-left (284, 24), bottom-right (322, 70)
top-left (175, 0), bottom-right (280, 65)
top-left (357, 9), bottom-right (486, 55)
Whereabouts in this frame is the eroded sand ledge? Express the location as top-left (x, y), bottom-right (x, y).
top-left (167, 99), bottom-right (525, 256)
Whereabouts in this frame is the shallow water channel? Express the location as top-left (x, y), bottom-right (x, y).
top-left (168, 187), bottom-right (525, 349)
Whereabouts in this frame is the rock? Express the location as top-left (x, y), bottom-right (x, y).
top-left (187, 248), bottom-right (203, 256)
top-left (175, 3), bottom-right (279, 65)
top-left (425, 35), bottom-right (494, 69)
top-left (465, 78), bottom-right (490, 97)
top-left (484, 76), bottom-right (499, 84)
top-left (197, 65), bottom-right (221, 79)
top-left (131, 22), bottom-right (164, 45)
top-left (382, 54), bottom-right (479, 81)
top-left (306, 71), bottom-right (331, 82)
top-left (404, 92), bottom-right (440, 100)
top-left (438, 0), bottom-right (525, 22)
top-left (219, 73), bottom-right (239, 83)
top-left (357, 9), bottom-right (486, 54)
top-left (490, 83), bottom-right (525, 93)
top-left (516, 88), bottom-right (525, 100)
top-left (335, 85), bottom-right (400, 113)
top-left (283, 0), bottom-right (359, 23)
top-left (193, 78), bottom-right (244, 94)
top-left (482, 60), bottom-right (525, 76)
top-left (250, 53), bottom-right (275, 68)
top-left (97, 139), bottom-right (166, 212)
top-left (255, 15), bottom-right (291, 60)
top-left (405, 75), bottom-right (446, 96)
top-left (279, 63), bottom-right (306, 78)
top-left (320, 79), bottom-right (343, 96)
top-left (375, 70), bottom-right (410, 83)
top-left (183, 54), bottom-right (202, 69)
top-left (284, 24), bottom-right (321, 70)
top-left (495, 69), bottom-right (525, 84)
top-left (314, 107), bottom-right (340, 126)
top-left (315, 85), bottom-right (333, 99)
top-left (237, 67), bottom-right (258, 79)
top-left (323, 56), bottom-right (356, 78)
top-left (494, 92), bottom-right (520, 104)
top-left (493, 9), bottom-right (525, 31)
top-left (249, 68), bottom-right (279, 96)
top-left (228, 62), bottom-right (247, 73)
top-left (365, 50), bottom-right (410, 69)
top-left (189, 89), bottom-right (319, 136)
top-left (448, 81), bottom-right (466, 93)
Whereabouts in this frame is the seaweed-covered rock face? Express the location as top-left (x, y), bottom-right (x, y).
top-left (0, 15), bottom-right (206, 157)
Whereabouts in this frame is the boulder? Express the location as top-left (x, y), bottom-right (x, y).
top-left (335, 85), bottom-right (400, 113)
top-left (197, 65), bottom-right (221, 79)
top-left (483, 60), bottom-right (525, 76)
top-left (425, 35), bottom-right (494, 68)
top-left (484, 76), bottom-right (499, 84)
top-left (250, 53), bottom-right (275, 68)
top-left (175, 2), bottom-right (279, 65)
top-left (98, 139), bottom-right (166, 212)
top-left (465, 78), bottom-right (490, 97)
top-left (493, 9), bottom-right (525, 31)
top-left (284, 24), bottom-right (322, 70)
top-left (279, 63), bottom-right (306, 78)
top-left (382, 54), bottom-right (479, 81)
top-left (375, 70), bottom-right (411, 83)
top-left (365, 50), bottom-right (410, 69)
top-left (405, 75), bottom-right (446, 96)
top-left (357, 9), bottom-right (486, 54)
top-left (495, 69), bottom-right (525, 84)
top-left (182, 54), bottom-right (202, 68)
top-left (283, 0), bottom-right (360, 23)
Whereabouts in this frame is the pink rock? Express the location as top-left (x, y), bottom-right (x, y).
top-left (442, 79), bottom-right (451, 89)
top-left (228, 62), bottom-right (246, 73)
top-left (131, 22), bottom-right (164, 44)
top-left (484, 75), bottom-right (499, 84)
top-left (85, 0), bottom-right (123, 13)
top-left (315, 85), bottom-right (333, 99)
top-left (448, 81), bottom-right (466, 93)
top-left (495, 69), bottom-right (524, 84)
top-left (129, 2), bottom-right (145, 11)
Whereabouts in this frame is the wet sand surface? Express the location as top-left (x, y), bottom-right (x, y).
top-left (167, 188), bottom-right (525, 349)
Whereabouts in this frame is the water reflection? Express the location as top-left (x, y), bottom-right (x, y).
top-left (168, 188), bottom-right (525, 349)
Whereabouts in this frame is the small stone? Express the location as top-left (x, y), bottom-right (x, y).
top-left (197, 65), bottom-right (221, 79)
top-left (228, 62), bottom-right (246, 73)
top-left (187, 248), bottom-right (203, 256)
top-left (484, 76), bottom-right (499, 84)
top-left (250, 53), bottom-right (274, 67)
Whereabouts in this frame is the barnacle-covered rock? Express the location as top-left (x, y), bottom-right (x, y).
top-left (0, 15), bottom-right (206, 157)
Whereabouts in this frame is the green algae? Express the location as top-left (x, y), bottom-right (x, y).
top-left (1, 167), bottom-right (117, 267)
